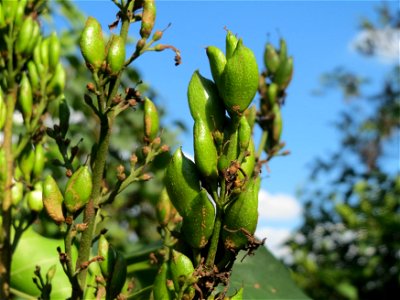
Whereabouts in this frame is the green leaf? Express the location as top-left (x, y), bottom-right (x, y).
top-left (229, 246), bottom-right (310, 299)
top-left (11, 228), bottom-right (75, 299)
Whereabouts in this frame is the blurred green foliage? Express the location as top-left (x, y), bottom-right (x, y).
top-left (286, 4), bottom-right (400, 300)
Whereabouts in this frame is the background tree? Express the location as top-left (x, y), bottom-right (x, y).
top-left (285, 4), bottom-right (400, 300)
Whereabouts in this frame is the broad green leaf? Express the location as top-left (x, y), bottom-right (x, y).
top-left (229, 246), bottom-right (310, 299)
top-left (11, 228), bottom-right (75, 299)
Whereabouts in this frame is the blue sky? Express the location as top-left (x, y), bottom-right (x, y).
top-left (72, 0), bottom-right (398, 257)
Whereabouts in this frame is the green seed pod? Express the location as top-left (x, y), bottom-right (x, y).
top-left (27, 189), bottom-right (43, 212)
top-left (264, 43), bottom-right (280, 74)
top-left (140, 0), bottom-right (156, 39)
top-left (182, 189), bottom-right (215, 249)
top-left (206, 46), bottom-right (226, 86)
top-left (48, 32), bottom-right (60, 71)
top-left (40, 37), bottom-right (50, 70)
top-left (226, 30), bottom-right (238, 59)
top-left (25, 20), bottom-right (40, 55)
top-left (244, 105), bottom-right (257, 130)
top-left (270, 103), bottom-right (282, 144)
top-left (27, 61), bottom-right (40, 91)
top-left (15, 15), bottom-right (33, 54)
top-left (274, 56), bottom-right (293, 90)
top-left (64, 166), bottom-right (92, 214)
top-left (108, 249), bottom-right (127, 299)
top-left (46, 62), bottom-right (66, 97)
top-left (19, 145), bottom-right (35, 182)
top-left (238, 138), bottom-right (255, 180)
top-left (170, 250), bottom-right (195, 293)
top-left (279, 38), bottom-right (287, 62)
top-left (11, 181), bottom-right (24, 206)
top-left (238, 116), bottom-right (251, 152)
top-left (143, 97), bottom-right (159, 142)
top-left (80, 17), bottom-right (106, 71)
top-left (153, 263), bottom-right (173, 300)
top-left (156, 188), bottom-right (173, 226)
top-left (43, 175), bottom-right (65, 224)
top-left (218, 120), bottom-right (239, 173)
top-left (13, 0), bottom-right (27, 27)
top-left (33, 38), bottom-right (44, 74)
top-left (33, 144), bottom-right (45, 179)
top-left (106, 35), bottom-right (126, 74)
top-left (165, 148), bottom-right (201, 217)
top-left (222, 177), bottom-right (260, 251)
top-left (59, 99), bottom-right (70, 137)
top-left (194, 119), bottom-right (218, 179)
top-left (98, 234), bottom-right (115, 278)
top-left (218, 39), bottom-right (259, 115)
top-left (267, 82), bottom-right (279, 107)
top-left (187, 70), bottom-right (225, 131)
top-left (2, 0), bottom-right (17, 24)
top-left (18, 73), bottom-right (33, 122)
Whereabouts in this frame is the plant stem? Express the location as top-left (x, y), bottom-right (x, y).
top-left (73, 114), bottom-right (113, 298)
top-left (0, 90), bottom-right (16, 299)
top-left (205, 205), bottom-right (223, 268)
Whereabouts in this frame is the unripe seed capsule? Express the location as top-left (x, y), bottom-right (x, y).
top-left (222, 177), bottom-right (260, 250)
top-left (264, 43), bottom-right (280, 74)
top-left (156, 188), bottom-right (173, 226)
top-left (18, 73), bottom-right (33, 122)
top-left (64, 166), bottom-right (93, 214)
top-left (238, 116), bottom-right (251, 152)
top-left (267, 82), bottom-right (279, 106)
top-left (19, 145), bottom-right (35, 182)
top-left (33, 144), bottom-right (45, 179)
top-left (80, 17), bottom-right (106, 71)
top-left (27, 61), bottom-right (40, 91)
top-left (143, 97), bottom-right (159, 142)
top-left (218, 39), bottom-right (259, 115)
top-left (98, 234), bottom-right (115, 278)
top-left (11, 181), bottom-right (24, 206)
top-left (206, 46), bottom-right (226, 86)
top-left (218, 120), bottom-right (239, 172)
top-left (270, 104), bottom-right (282, 144)
top-left (27, 189), bottom-right (43, 212)
top-left (182, 190), bottom-right (215, 249)
top-left (15, 16), bottom-right (33, 54)
top-left (244, 105), bottom-right (257, 130)
top-left (170, 250), bottom-right (195, 292)
top-left (274, 56), bottom-right (293, 90)
top-left (279, 38), bottom-right (288, 62)
top-left (25, 20), bottom-right (40, 55)
top-left (46, 62), bottom-right (66, 97)
top-left (40, 37), bottom-right (50, 69)
top-left (225, 30), bottom-right (238, 59)
top-left (13, 0), bottom-right (27, 27)
top-left (140, 0), bottom-right (156, 39)
top-left (165, 148), bottom-right (201, 217)
top-left (238, 138), bottom-right (256, 180)
top-left (43, 175), bottom-right (65, 224)
top-left (153, 263), bottom-right (173, 300)
top-left (194, 119), bottom-right (219, 179)
top-left (187, 70), bottom-right (225, 131)
top-left (106, 35), bottom-right (126, 74)
top-left (48, 32), bottom-right (61, 71)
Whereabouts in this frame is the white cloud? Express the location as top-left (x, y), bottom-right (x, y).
top-left (258, 189), bottom-right (302, 221)
top-left (255, 226), bottom-right (292, 259)
top-left (351, 27), bottom-right (400, 63)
